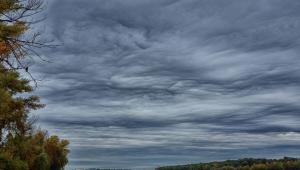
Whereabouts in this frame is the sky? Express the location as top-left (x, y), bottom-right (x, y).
top-left (28, 0), bottom-right (300, 169)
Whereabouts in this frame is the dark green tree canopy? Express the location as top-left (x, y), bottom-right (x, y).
top-left (0, 64), bottom-right (43, 143)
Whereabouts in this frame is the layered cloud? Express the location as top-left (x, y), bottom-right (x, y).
top-left (31, 0), bottom-right (300, 169)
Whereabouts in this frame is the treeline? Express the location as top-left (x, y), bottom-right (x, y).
top-left (86, 169), bottom-right (132, 170)
top-left (156, 157), bottom-right (300, 170)
top-left (0, 0), bottom-right (69, 169)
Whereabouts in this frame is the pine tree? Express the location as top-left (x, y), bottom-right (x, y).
top-left (0, 1), bottom-right (69, 169)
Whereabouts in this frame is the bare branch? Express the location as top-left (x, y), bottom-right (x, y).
top-left (0, 0), bottom-right (55, 85)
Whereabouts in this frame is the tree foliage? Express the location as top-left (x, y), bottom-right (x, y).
top-left (0, 0), bottom-right (47, 82)
top-left (156, 157), bottom-right (300, 170)
top-left (1, 131), bottom-right (69, 170)
top-left (0, 0), bottom-right (69, 169)
top-left (0, 65), bottom-right (43, 142)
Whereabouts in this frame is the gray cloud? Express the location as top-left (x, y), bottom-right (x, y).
top-left (31, 0), bottom-right (300, 169)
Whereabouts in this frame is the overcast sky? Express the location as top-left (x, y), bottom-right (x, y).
top-left (30, 0), bottom-right (300, 169)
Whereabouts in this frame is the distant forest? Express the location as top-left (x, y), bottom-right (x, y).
top-left (156, 157), bottom-right (300, 170)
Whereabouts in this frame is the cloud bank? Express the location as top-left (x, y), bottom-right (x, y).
top-left (32, 0), bottom-right (300, 169)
